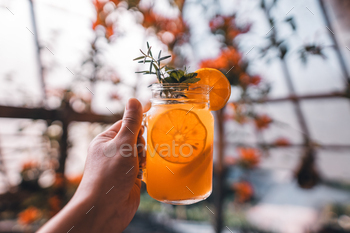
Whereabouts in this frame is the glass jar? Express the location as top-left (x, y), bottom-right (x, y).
top-left (141, 83), bottom-right (214, 205)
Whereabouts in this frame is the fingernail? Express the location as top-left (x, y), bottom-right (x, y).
top-left (126, 98), bottom-right (138, 111)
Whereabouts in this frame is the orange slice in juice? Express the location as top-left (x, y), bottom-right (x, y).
top-left (151, 109), bottom-right (207, 163)
top-left (195, 68), bottom-right (231, 111)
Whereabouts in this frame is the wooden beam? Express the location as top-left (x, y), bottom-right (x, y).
top-left (0, 105), bottom-right (122, 123)
top-left (233, 92), bottom-right (348, 104)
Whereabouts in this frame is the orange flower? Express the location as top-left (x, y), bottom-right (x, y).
top-left (232, 181), bottom-right (253, 203)
top-left (239, 74), bottom-right (250, 88)
top-left (200, 47), bottom-right (241, 72)
top-left (67, 174), bottom-right (83, 186)
top-left (238, 148), bottom-right (260, 168)
top-left (254, 114), bottom-right (272, 130)
top-left (22, 161), bottom-right (39, 171)
top-left (250, 75), bottom-right (261, 86)
top-left (49, 195), bottom-right (61, 216)
top-left (209, 15), bottom-right (249, 44)
top-left (105, 25), bottom-right (114, 39)
top-left (53, 173), bottom-right (65, 188)
top-left (92, 0), bottom-right (107, 30)
top-left (18, 206), bottom-right (42, 225)
top-left (274, 137), bottom-right (290, 147)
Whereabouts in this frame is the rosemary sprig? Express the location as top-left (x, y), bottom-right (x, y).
top-left (133, 42), bottom-right (200, 84)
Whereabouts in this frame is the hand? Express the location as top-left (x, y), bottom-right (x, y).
top-left (38, 98), bottom-right (145, 233)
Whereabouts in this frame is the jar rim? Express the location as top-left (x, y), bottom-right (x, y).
top-left (149, 83), bottom-right (210, 91)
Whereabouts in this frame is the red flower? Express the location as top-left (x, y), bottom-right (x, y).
top-left (18, 206), bottom-right (42, 225)
top-left (232, 181), bottom-right (253, 203)
top-left (105, 25), bottom-right (114, 39)
top-left (67, 174), bottom-right (83, 186)
top-left (238, 148), bottom-right (260, 168)
top-left (49, 195), bottom-right (61, 216)
top-left (250, 75), bottom-right (261, 86)
top-left (239, 74), bottom-right (250, 88)
top-left (274, 137), bottom-right (290, 147)
top-left (22, 161), bottom-right (39, 171)
top-left (200, 47), bottom-right (241, 72)
top-left (53, 173), bottom-right (65, 188)
top-left (254, 114), bottom-right (272, 130)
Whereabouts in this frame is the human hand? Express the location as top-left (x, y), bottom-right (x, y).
top-left (38, 98), bottom-right (145, 233)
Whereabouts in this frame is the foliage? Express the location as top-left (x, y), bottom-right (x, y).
top-left (133, 42), bottom-right (199, 84)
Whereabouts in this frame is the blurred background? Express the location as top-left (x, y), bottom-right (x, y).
top-left (0, 0), bottom-right (350, 232)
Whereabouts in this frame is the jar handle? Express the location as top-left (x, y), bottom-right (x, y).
top-left (138, 113), bottom-right (147, 183)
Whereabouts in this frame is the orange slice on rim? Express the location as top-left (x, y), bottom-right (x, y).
top-left (195, 68), bottom-right (231, 111)
top-left (151, 109), bottom-right (207, 164)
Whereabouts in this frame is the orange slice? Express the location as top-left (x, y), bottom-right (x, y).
top-left (151, 109), bottom-right (207, 163)
top-left (195, 68), bottom-right (231, 111)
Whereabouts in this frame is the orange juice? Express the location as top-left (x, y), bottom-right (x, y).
top-left (142, 84), bottom-right (214, 205)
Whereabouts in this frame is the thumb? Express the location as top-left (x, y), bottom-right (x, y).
top-left (118, 98), bottom-right (143, 142)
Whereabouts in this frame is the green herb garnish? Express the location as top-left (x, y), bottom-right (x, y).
top-left (133, 42), bottom-right (200, 84)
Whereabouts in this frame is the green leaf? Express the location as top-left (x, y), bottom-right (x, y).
top-left (158, 55), bottom-right (171, 62)
top-left (150, 60), bottom-right (153, 73)
top-left (169, 70), bottom-right (184, 82)
top-left (182, 78), bottom-right (200, 83)
top-left (133, 56), bottom-right (145, 61)
top-left (147, 46), bottom-right (153, 57)
top-left (165, 66), bottom-right (175, 71)
top-left (138, 60), bottom-right (152, 63)
top-left (158, 50), bottom-right (162, 59)
top-left (152, 63), bottom-right (158, 72)
top-left (184, 72), bottom-right (198, 79)
top-left (164, 77), bottom-right (178, 83)
top-left (143, 71), bottom-right (156, 75)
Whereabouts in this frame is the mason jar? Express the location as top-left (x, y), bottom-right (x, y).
top-left (141, 83), bottom-right (214, 205)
